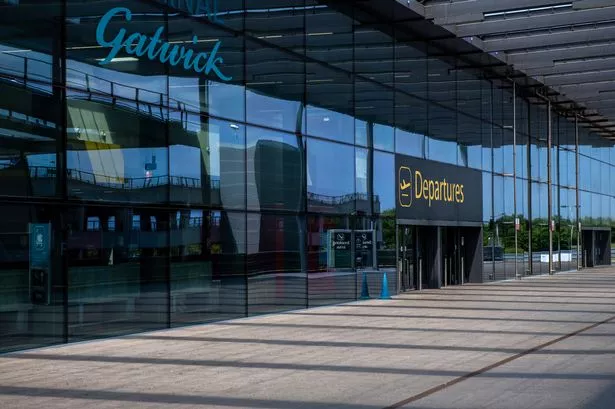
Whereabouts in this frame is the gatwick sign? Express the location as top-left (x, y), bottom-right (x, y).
top-left (95, 6), bottom-right (232, 82)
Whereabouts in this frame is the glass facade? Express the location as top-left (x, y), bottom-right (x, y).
top-left (1, 0), bottom-right (614, 353)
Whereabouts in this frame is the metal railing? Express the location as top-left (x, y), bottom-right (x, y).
top-left (307, 192), bottom-right (378, 205)
top-left (0, 163), bottom-right (222, 191)
top-left (0, 52), bottom-right (197, 126)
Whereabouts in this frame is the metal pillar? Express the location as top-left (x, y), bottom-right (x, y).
top-left (512, 82), bottom-right (519, 279)
top-left (547, 101), bottom-right (554, 275)
top-left (395, 223), bottom-right (400, 292)
top-left (575, 115), bottom-right (581, 270)
top-left (526, 102), bottom-right (533, 276)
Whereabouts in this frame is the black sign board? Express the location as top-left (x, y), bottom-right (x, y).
top-left (355, 231), bottom-right (373, 251)
top-left (29, 223), bottom-right (51, 305)
top-left (331, 232), bottom-right (351, 250)
top-left (396, 155), bottom-right (483, 223)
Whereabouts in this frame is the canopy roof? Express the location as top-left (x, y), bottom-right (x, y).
top-left (409, 0), bottom-right (615, 138)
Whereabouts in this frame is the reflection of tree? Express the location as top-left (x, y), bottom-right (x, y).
top-left (381, 210), bottom-right (396, 249)
top-left (485, 215), bottom-right (581, 253)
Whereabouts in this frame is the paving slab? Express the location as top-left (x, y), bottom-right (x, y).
top-left (1, 269), bottom-right (614, 409)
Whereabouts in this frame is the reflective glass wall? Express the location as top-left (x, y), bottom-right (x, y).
top-left (1, 0), bottom-right (614, 353)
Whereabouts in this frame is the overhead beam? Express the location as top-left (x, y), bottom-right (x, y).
top-left (425, 0), bottom-right (571, 23)
top-left (447, 6), bottom-right (615, 37)
top-left (483, 24), bottom-right (615, 53)
top-left (541, 69), bottom-right (615, 87)
top-left (523, 57), bottom-right (615, 76)
top-left (509, 43), bottom-right (615, 68)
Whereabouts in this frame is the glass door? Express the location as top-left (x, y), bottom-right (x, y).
top-left (442, 227), bottom-right (462, 286)
top-left (398, 226), bottom-right (415, 292)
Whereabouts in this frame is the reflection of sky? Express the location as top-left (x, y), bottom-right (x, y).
top-left (4, 47), bottom-right (615, 222)
top-left (373, 152), bottom-right (394, 212)
top-left (307, 139), bottom-right (354, 197)
top-left (67, 59), bottom-right (168, 103)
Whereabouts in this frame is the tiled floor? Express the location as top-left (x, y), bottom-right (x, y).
top-left (1, 269), bottom-right (614, 409)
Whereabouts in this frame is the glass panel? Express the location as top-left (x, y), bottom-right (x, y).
top-left (66, 0), bottom-right (170, 204)
top-left (170, 117), bottom-right (246, 209)
top-left (307, 138), bottom-right (355, 214)
top-left (356, 147), bottom-right (369, 215)
top-left (394, 39), bottom-right (427, 99)
top-left (248, 213), bottom-right (306, 315)
top-left (170, 210), bottom-right (246, 326)
top-left (66, 206), bottom-right (169, 341)
top-left (458, 114), bottom-right (482, 169)
top-left (245, 39), bottom-right (304, 133)
top-left (168, 9), bottom-right (244, 121)
top-left (376, 217), bottom-right (396, 269)
top-left (354, 25), bottom-right (394, 146)
top-left (246, 0), bottom-right (305, 50)
top-left (0, 205), bottom-right (62, 353)
top-left (306, 63), bottom-right (354, 144)
top-left (307, 215), bottom-right (354, 307)
top-left (374, 151), bottom-right (395, 215)
top-left (502, 127), bottom-right (514, 176)
top-left (427, 104), bottom-right (457, 165)
top-left (66, 90), bottom-right (169, 203)
top-left (580, 155), bottom-right (591, 191)
top-left (457, 68), bottom-right (482, 118)
top-left (428, 52), bottom-right (456, 110)
top-left (355, 79), bottom-right (394, 146)
top-left (396, 128), bottom-right (425, 158)
top-left (0, 1), bottom-right (60, 198)
top-left (247, 127), bottom-right (304, 212)
top-left (306, 0), bottom-right (353, 72)
top-left (373, 123), bottom-right (395, 152)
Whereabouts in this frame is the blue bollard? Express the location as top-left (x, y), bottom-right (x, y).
top-left (359, 272), bottom-right (371, 300)
top-left (379, 272), bottom-right (392, 300)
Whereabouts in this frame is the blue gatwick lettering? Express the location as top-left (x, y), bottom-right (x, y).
top-left (95, 7), bottom-right (231, 82)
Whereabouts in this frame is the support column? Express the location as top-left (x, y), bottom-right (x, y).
top-left (527, 102), bottom-right (533, 276)
top-left (547, 101), bottom-right (554, 275)
top-left (512, 82), bottom-right (518, 279)
top-left (575, 115), bottom-right (581, 270)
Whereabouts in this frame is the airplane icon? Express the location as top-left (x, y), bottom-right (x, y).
top-left (398, 166), bottom-right (413, 208)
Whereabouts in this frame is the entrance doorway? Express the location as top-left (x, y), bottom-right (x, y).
top-left (399, 226), bottom-right (415, 292)
top-left (582, 228), bottom-right (612, 267)
top-left (398, 225), bottom-right (483, 290)
top-left (441, 227), bottom-right (463, 287)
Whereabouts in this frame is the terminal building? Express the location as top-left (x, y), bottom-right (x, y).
top-left (1, 0), bottom-right (614, 352)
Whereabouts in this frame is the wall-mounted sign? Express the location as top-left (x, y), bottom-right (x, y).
top-left (326, 230), bottom-right (352, 269)
top-left (331, 232), bottom-right (351, 251)
top-left (29, 223), bottom-right (51, 305)
top-left (355, 231), bottom-right (373, 251)
top-left (96, 7), bottom-right (232, 82)
top-left (396, 155), bottom-right (483, 223)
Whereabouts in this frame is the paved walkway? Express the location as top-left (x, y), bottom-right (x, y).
top-left (1, 269), bottom-right (615, 409)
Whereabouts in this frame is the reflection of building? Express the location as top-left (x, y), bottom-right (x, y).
top-left (251, 139), bottom-right (303, 212)
top-left (1, 0), bottom-right (615, 353)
